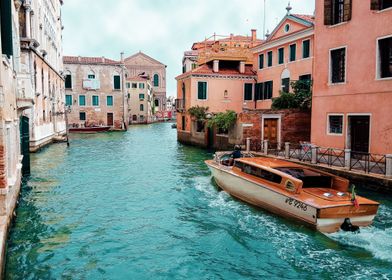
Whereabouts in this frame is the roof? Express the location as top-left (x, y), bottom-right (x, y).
top-left (127, 76), bottom-right (149, 82)
top-left (124, 51), bottom-right (166, 66)
top-left (63, 56), bottom-right (121, 65)
top-left (291, 14), bottom-right (315, 24)
top-left (176, 63), bottom-right (256, 80)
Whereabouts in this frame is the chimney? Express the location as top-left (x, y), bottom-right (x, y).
top-left (239, 61), bottom-right (245, 74)
top-left (101, 56), bottom-right (105, 63)
top-left (213, 60), bottom-right (219, 73)
top-left (230, 33), bottom-right (234, 40)
top-left (251, 29), bottom-right (257, 42)
top-left (120, 52), bottom-right (124, 63)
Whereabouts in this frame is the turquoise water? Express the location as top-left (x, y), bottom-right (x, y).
top-left (5, 123), bottom-right (392, 279)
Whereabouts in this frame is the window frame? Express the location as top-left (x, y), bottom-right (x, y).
top-left (267, 51), bottom-right (273, 67)
top-left (107, 95), bottom-right (113, 106)
top-left (376, 34), bottom-right (392, 80)
top-left (302, 39), bottom-right (311, 59)
top-left (113, 75), bottom-right (121, 90)
top-left (92, 95), bottom-right (100, 107)
top-left (327, 113), bottom-right (344, 136)
top-left (140, 104), bottom-right (144, 111)
top-left (278, 47), bottom-right (284, 65)
top-left (258, 53), bottom-right (264, 69)
top-left (139, 93), bottom-right (145, 100)
top-left (79, 112), bottom-right (86, 121)
top-left (329, 46), bottom-right (347, 84)
top-left (153, 74), bottom-right (159, 87)
top-left (139, 83), bottom-right (145, 89)
top-left (244, 83), bottom-right (253, 101)
top-left (79, 95), bottom-right (86, 107)
top-left (65, 95), bottom-right (73, 106)
top-left (197, 81), bottom-right (208, 100)
top-left (289, 44), bottom-right (297, 62)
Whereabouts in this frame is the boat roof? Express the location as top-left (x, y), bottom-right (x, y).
top-left (237, 157), bottom-right (303, 169)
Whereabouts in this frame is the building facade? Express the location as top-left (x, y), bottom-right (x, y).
top-left (311, 0), bottom-right (392, 154)
top-left (18, 0), bottom-right (66, 152)
top-left (124, 52), bottom-right (167, 118)
top-left (252, 10), bottom-right (314, 146)
top-left (127, 76), bottom-right (154, 124)
top-left (63, 56), bottom-right (127, 130)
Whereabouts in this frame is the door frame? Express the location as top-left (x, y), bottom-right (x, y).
top-left (107, 112), bottom-right (114, 126)
top-left (346, 113), bottom-right (371, 152)
top-left (261, 114), bottom-right (282, 148)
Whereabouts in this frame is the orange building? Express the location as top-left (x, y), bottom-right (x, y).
top-left (252, 10), bottom-right (314, 145)
top-left (311, 0), bottom-right (392, 155)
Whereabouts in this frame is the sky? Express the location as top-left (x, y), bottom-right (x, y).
top-left (62, 0), bottom-right (315, 97)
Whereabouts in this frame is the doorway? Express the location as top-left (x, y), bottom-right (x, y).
top-left (348, 115), bottom-right (370, 153)
top-left (263, 118), bottom-right (278, 145)
top-left (107, 113), bottom-right (114, 126)
top-left (20, 116), bottom-right (30, 176)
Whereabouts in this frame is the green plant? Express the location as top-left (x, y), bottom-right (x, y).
top-left (188, 106), bottom-right (209, 120)
top-left (271, 79), bottom-right (312, 110)
top-left (207, 110), bottom-right (237, 133)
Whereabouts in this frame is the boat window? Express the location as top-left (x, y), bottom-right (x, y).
top-left (235, 162), bottom-right (282, 184)
top-left (275, 167), bottom-right (332, 188)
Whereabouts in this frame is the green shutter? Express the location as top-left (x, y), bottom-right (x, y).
top-left (153, 74), bottom-right (159, 87)
top-left (343, 0), bottom-right (352, 22)
top-left (259, 54), bottom-right (264, 69)
top-left (303, 40), bottom-right (310, 58)
top-left (290, 44), bottom-right (296, 61)
top-left (198, 82), bottom-right (207, 99)
top-left (79, 95), bottom-right (86, 106)
top-left (267, 51), bottom-right (273, 67)
top-left (93, 96), bottom-right (99, 106)
top-left (65, 95), bottom-right (72, 106)
top-left (278, 48), bottom-right (284, 64)
top-left (114, 75), bottom-right (121, 90)
top-left (107, 96), bottom-right (113, 106)
top-left (244, 83), bottom-right (253, 100)
top-left (0, 0), bottom-right (13, 58)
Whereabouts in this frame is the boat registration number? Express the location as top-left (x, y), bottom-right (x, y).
top-left (285, 198), bottom-right (308, 211)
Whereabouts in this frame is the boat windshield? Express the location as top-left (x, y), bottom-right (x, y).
top-left (275, 167), bottom-right (332, 188)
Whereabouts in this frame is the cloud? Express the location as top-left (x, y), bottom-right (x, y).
top-left (62, 0), bottom-right (315, 97)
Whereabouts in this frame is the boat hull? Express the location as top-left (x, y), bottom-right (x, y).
top-left (206, 161), bottom-right (377, 233)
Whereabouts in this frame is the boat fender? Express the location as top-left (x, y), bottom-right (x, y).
top-left (340, 218), bottom-right (360, 233)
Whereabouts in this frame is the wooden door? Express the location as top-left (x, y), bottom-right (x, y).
top-left (107, 113), bottom-right (114, 126)
top-left (264, 119), bottom-right (278, 144)
top-left (350, 116), bottom-right (370, 153)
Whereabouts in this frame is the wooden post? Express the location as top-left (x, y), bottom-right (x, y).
top-left (344, 149), bottom-right (351, 170)
top-left (285, 142), bottom-right (290, 159)
top-left (386, 154), bottom-right (392, 177)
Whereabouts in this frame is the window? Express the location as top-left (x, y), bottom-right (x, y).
top-left (182, 115), bottom-right (186, 130)
top-left (139, 93), bottom-right (145, 100)
top-left (80, 112), bottom-right (86, 121)
top-left (126, 82), bottom-right (130, 89)
top-left (153, 74), bottom-right (159, 87)
top-left (198, 81), bottom-right (207, 100)
top-left (303, 40), bottom-right (310, 59)
top-left (281, 78), bottom-right (290, 93)
top-left (88, 74), bottom-right (95, 79)
top-left (196, 120), bottom-right (205, 132)
top-left (139, 83), bottom-right (145, 89)
top-left (65, 74), bottom-right (72, 89)
top-left (259, 54), bottom-right (264, 69)
top-left (107, 96), bottom-right (113, 106)
top-left (113, 75), bottom-right (121, 90)
top-left (1, 0), bottom-right (13, 57)
top-left (79, 95), bottom-right (86, 106)
top-left (267, 51), bottom-right (273, 67)
top-left (264, 81), bottom-right (273, 99)
top-left (132, 83), bottom-right (137, 88)
top-left (290, 44), bottom-right (296, 62)
top-left (255, 83), bottom-right (263, 100)
top-left (192, 63), bottom-right (197, 69)
top-left (254, 81), bottom-right (273, 100)
top-left (155, 99), bottom-right (159, 107)
top-left (235, 162), bottom-right (282, 184)
top-left (65, 95), bottom-right (72, 106)
top-left (244, 83), bottom-right (253, 101)
top-left (299, 74), bottom-right (312, 91)
top-left (328, 115), bottom-right (343, 134)
top-left (324, 0), bottom-right (352, 25)
top-left (92, 95), bottom-right (99, 106)
top-left (140, 104), bottom-right (144, 111)
top-left (371, 0), bottom-right (392, 10)
top-left (132, 115), bottom-right (137, 121)
top-left (330, 47), bottom-right (346, 83)
top-left (278, 48), bottom-right (284, 64)
top-left (378, 36), bottom-right (392, 78)
top-left (284, 24), bottom-right (290, 33)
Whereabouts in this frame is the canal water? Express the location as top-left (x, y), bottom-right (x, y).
top-left (5, 123), bottom-right (392, 279)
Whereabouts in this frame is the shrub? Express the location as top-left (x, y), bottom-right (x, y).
top-left (188, 106), bottom-right (209, 120)
top-left (207, 110), bottom-right (237, 133)
top-left (271, 79), bottom-right (312, 110)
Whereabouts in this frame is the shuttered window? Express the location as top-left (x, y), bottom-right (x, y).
top-left (303, 40), bottom-right (310, 58)
top-left (254, 82), bottom-right (273, 100)
top-left (379, 37), bottom-right (392, 78)
top-left (290, 44), bottom-right (296, 62)
top-left (139, 93), bottom-right (145, 100)
top-left (139, 83), bottom-right (145, 89)
top-left (65, 95), bottom-right (72, 106)
top-left (325, 0), bottom-right (352, 25)
top-left (153, 74), bottom-right (159, 87)
top-left (254, 83), bottom-right (263, 100)
top-left (92, 95), bottom-right (99, 106)
top-left (79, 95), bottom-right (86, 106)
top-left (113, 75), bottom-right (121, 90)
top-left (267, 51), bottom-right (273, 67)
top-left (244, 83), bottom-right (253, 100)
top-left (197, 81), bottom-right (207, 100)
top-left (331, 48), bottom-right (346, 83)
top-left (278, 48), bottom-right (284, 64)
top-left (0, 0), bottom-right (13, 57)
top-left (79, 112), bottom-right (86, 121)
top-left (258, 54), bottom-right (264, 69)
top-left (107, 96), bottom-right (113, 106)
top-left (371, 0), bottom-right (392, 10)
top-left (264, 81), bottom-right (273, 99)
top-left (65, 74), bottom-right (72, 89)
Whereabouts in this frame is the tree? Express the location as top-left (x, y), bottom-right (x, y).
top-left (207, 110), bottom-right (237, 134)
top-left (188, 106), bottom-right (209, 120)
top-left (271, 79), bottom-right (312, 110)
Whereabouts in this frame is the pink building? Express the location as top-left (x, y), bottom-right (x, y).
top-left (311, 0), bottom-right (392, 155)
top-left (252, 9), bottom-right (314, 145)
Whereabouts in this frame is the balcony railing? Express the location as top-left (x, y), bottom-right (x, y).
top-left (175, 99), bottom-right (185, 112)
top-left (83, 79), bottom-right (100, 90)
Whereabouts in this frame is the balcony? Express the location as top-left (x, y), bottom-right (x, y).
top-left (175, 99), bottom-right (185, 112)
top-left (83, 79), bottom-right (100, 90)
top-left (16, 74), bottom-right (34, 110)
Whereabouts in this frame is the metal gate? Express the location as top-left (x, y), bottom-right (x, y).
top-left (20, 116), bottom-right (30, 176)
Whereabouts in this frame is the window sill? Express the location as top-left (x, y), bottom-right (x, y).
top-left (328, 81), bottom-right (346, 86)
top-left (327, 133), bottom-right (343, 136)
top-left (327, 21), bottom-right (349, 28)
top-left (375, 7), bottom-right (392, 13)
top-left (376, 77), bottom-right (392, 81)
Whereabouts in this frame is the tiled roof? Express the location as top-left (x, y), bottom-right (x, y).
top-left (127, 76), bottom-right (149, 82)
top-left (63, 56), bottom-right (121, 65)
top-left (176, 64), bottom-right (256, 80)
top-left (291, 14), bottom-right (315, 24)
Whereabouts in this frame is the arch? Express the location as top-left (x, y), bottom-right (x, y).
top-left (153, 73), bottom-right (159, 87)
top-left (155, 99), bottom-right (160, 107)
top-left (64, 70), bottom-right (72, 89)
top-left (281, 68), bottom-right (291, 93)
top-left (87, 69), bottom-right (96, 79)
top-left (281, 68), bottom-right (290, 79)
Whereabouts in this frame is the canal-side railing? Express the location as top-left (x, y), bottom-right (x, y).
top-left (244, 138), bottom-right (392, 177)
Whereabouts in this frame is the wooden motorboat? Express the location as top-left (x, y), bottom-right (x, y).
top-left (205, 156), bottom-right (379, 233)
top-left (69, 126), bottom-right (111, 133)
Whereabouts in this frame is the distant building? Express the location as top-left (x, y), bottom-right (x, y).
top-left (127, 76), bottom-right (154, 124)
top-left (311, 0), bottom-right (392, 154)
top-left (18, 0), bottom-right (66, 152)
top-left (63, 56), bottom-right (127, 130)
top-left (124, 52), bottom-right (167, 118)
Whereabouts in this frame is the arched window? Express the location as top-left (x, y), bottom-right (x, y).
top-left (65, 70), bottom-right (72, 89)
top-left (155, 99), bottom-right (159, 107)
top-left (140, 104), bottom-right (144, 111)
top-left (153, 74), bottom-right (159, 87)
top-left (87, 70), bottom-right (95, 79)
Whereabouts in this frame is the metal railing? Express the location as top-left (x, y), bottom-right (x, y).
top-left (350, 152), bottom-right (386, 175)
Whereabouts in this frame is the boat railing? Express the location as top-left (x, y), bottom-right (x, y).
top-left (213, 151), bottom-right (254, 164)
